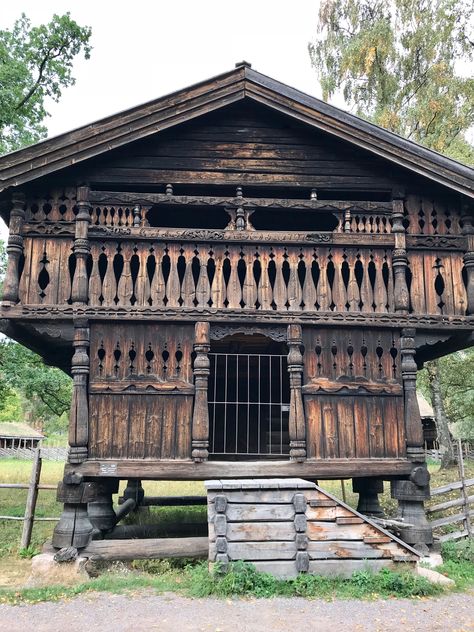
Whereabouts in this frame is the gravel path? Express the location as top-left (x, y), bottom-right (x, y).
top-left (0, 591), bottom-right (473, 632)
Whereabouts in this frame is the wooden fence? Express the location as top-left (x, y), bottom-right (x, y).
top-left (427, 440), bottom-right (473, 542)
top-left (0, 450), bottom-right (58, 549)
top-left (0, 446), bottom-right (68, 461)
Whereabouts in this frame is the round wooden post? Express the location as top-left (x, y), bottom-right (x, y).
top-left (461, 203), bottom-right (474, 314)
top-left (391, 197), bottom-right (410, 314)
top-left (68, 320), bottom-right (90, 464)
top-left (71, 185), bottom-right (91, 305)
top-left (2, 191), bottom-right (26, 304)
top-left (192, 321), bottom-right (210, 462)
top-left (401, 328), bottom-right (423, 451)
top-left (287, 324), bottom-right (306, 462)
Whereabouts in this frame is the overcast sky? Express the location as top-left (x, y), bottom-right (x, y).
top-left (1, 0), bottom-right (324, 237)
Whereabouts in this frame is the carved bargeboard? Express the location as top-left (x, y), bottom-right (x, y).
top-left (88, 322), bottom-right (194, 459)
top-left (302, 327), bottom-right (405, 459)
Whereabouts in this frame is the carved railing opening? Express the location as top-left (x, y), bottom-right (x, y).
top-left (86, 241), bottom-right (395, 313)
top-left (251, 208), bottom-right (339, 231)
top-left (146, 205), bottom-right (229, 229)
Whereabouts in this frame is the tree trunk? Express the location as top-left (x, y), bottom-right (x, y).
top-left (426, 360), bottom-right (455, 468)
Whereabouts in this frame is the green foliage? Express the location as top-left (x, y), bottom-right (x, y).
top-left (0, 339), bottom-right (72, 433)
top-left (309, 0), bottom-right (474, 162)
top-left (441, 538), bottom-right (474, 564)
top-left (187, 561), bottom-right (441, 599)
top-left (18, 545), bottom-right (40, 559)
top-left (0, 12), bottom-right (92, 155)
top-left (417, 350), bottom-right (474, 439)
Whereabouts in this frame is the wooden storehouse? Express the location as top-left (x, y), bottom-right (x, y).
top-left (0, 422), bottom-right (44, 449)
top-left (0, 63), bottom-right (472, 553)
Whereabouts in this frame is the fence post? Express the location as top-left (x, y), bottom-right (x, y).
top-left (20, 449), bottom-right (42, 549)
top-left (458, 439), bottom-right (472, 537)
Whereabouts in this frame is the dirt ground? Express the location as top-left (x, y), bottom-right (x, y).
top-left (0, 590), bottom-right (473, 632)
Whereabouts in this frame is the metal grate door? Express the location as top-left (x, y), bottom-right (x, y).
top-left (208, 353), bottom-right (290, 459)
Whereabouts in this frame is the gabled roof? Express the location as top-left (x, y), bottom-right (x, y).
top-left (0, 422), bottom-right (44, 439)
top-left (0, 62), bottom-right (473, 198)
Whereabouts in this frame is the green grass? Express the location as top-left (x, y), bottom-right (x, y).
top-left (0, 561), bottom-right (444, 605)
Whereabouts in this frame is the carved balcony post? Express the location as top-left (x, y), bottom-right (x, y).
top-left (400, 327), bottom-right (423, 453)
top-left (71, 185), bottom-right (91, 305)
top-left (2, 191), bottom-right (26, 304)
top-left (461, 202), bottom-right (474, 314)
top-left (391, 196), bottom-right (409, 314)
top-left (192, 321), bottom-right (210, 462)
top-left (287, 324), bottom-right (306, 462)
top-left (68, 320), bottom-right (90, 464)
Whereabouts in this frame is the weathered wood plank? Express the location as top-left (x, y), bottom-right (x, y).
top-left (225, 521), bottom-right (296, 542)
top-left (209, 503), bottom-right (295, 522)
top-left (82, 537), bottom-right (208, 560)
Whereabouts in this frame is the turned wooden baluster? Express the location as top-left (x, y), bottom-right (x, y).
top-left (68, 320), bottom-right (90, 464)
top-left (226, 245), bottom-right (241, 309)
top-left (181, 243), bottom-right (196, 308)
top-left (273, 247), bottom-right (287, 310)
top-left (195, 244), bottom-right (211, 310)
top-left (242, 247), bottom-right (257, 309)
top-left (287, 248), bottom-right (301, 312)
top-left (461, 202), bottom-right (474, 314)
top-left (257, 246), bottom-right (272, 310)
top-left (2, 191), bottom-right (26, 304)
top-left (392, 197), bottom-right (410, 313)
top-left (166, 242), bottom-right (181, 308)
top-left (316, 249), bottom-right (331, 311)
top-left (88, 242), bottom-right (102, 305)
top-left (192, 322), bottom-right (210, 462)
top-left (302, 249), bottom-right (316, 311)
top-left (150, 243), bottom-right (166, 307)
top-left (71, 185), bottom-right (91, 305)
top-left (211, 245), bottom-right (225, 309)
top-left (102, 241), bottom-right (118, 307)
top-left (287, 324), bottom-right (306, 462)
top-left (346, 248), bottom-right (360, 311)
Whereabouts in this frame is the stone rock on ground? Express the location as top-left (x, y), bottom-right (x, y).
top-left (26, 553), bottom-right (89, 588)
top-left (416, 565), bottom-right (455, 587)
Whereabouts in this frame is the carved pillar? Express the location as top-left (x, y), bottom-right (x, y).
top-left (2, 191), bottom-right (26, 304)
top-left (88, 479), bottom-right (119, 538)
top-left (53, 472), bottom-right (94, 549)
top-left (461, 203), bottom-right (474, 314)
top-left (391, 197), bottom-right (409, 313)
top-left (68, 320), bottom-right (90, 464)
top-left (395, 327), bottom-right (432, 551)
top-left (352, 478), bottom-right (384, 517)
top-left (401, 328), bottom-right (423, 451)
top-left (192, 321), bottom-right (210, 462)
top-left (71, 185), bottom-right (91, 305)
top-left (287, 324), bottom-right (306, 462)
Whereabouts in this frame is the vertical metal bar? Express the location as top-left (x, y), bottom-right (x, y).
top-left (223, 354), bottom-right (228, 454)
top-left (212, 354), bottom-right (217, 454)
top-left (280, 355), bottom-right (283, 454)
top-left (247, 355), bottom-right (251, 454)
top-left (258, 354), bottom-right (261, 455)
top-left (269, 354), bottom-right (272, 454)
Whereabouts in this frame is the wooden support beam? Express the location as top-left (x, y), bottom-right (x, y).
top-left (68, 321), bottom-right (90, 464)
top-left (192, 322), bottom-right (210, 462)
top-left (287, 324), bottom-right (306, 462)
top-left (401, 328), bottom-right (424, 450)
top-left (70, 457), bottom-right (413, 480)
top-left (391, 197), bottom-right (409, 314)
top-left (81, 537), bottom-right (209, 561)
